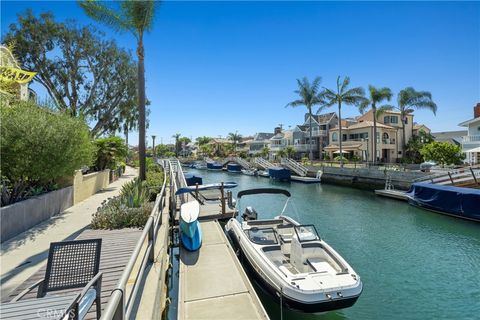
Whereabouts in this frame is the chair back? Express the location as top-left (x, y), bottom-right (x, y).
top-left (42, 239), bottom-right (102, 294)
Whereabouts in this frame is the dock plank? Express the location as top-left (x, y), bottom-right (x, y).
top-left (178, 220), bottom-right (268, 320)
top-left (3, 228), bottom-right (142, 320)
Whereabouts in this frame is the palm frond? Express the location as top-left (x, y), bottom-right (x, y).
top-left (376, 105), bottom-right (394, 118)
top-left (285, 99), bottom-right (304, 108)
top-left (78, 0), bottom-right (132, 34)
top-left (121, 0), bottom-right (156, 33)
top-left (339, 76), bottom-right (350, 94)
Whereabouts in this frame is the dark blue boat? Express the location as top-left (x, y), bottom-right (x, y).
top-left (406, 183), bottom-right (480, 221)
top-left (227, 163), bottom-right (242, 173)
top-left (207, 162), bottom-right (223, 170)
top-left (268, 167), bottom-right (291, 181)
top-left (185, 173), bottom-right (203, 186)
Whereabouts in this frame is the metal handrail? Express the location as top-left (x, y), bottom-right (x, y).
top-left (101, 160), bottom-right (169, 320)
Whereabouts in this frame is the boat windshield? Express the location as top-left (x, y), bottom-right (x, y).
top-left (247, 227), bottom-right (278, 245)
top-left (294, 225), bottom-right (320, 242)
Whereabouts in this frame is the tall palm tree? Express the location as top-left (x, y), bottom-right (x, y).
top-left (285, 146), bottom-right (295, 159)
top-left (80, 0), bottom-right (156, 181)
top-left (286, 77), bottom-right (323, 161)
top-left (321, 76), bottom-right (367, 167)
top-left (172, 133), bottom-right (181, 156)
top-left (228, 131), bottom-right (242, 154)
top-left (377, 87), bottom-right (437, 155)
top-left (359, 86), bottom-right (393, 164)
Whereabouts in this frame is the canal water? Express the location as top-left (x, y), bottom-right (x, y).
top-left (187, 168), bottom-right (480, 320)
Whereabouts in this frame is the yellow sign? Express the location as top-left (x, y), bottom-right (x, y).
top-left (0, 66), bottom-right (36, 84)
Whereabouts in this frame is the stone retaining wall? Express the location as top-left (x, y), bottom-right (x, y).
top-left (1, 187), bottom-right (73, 243)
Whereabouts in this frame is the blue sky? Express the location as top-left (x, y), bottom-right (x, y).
top-left (2, 1), bottom-right (479, 146)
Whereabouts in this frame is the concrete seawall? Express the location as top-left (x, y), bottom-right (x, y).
top-left (307, 166), bottom-right (430, 190)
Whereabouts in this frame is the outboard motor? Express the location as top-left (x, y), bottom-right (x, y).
top-left (242, 206), bottom-right (258, 221)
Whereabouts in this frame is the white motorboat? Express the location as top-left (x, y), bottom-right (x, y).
top-left (225, 188), bottom-right (363, 313)
top-left (241, 168), bottom-right (258, 176)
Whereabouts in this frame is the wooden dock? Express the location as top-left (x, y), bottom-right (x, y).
top-left (374, 189), bottom-right (408, 201)
top-left (3, 228), bottom-right (142, 320)
top-left (178, 220), bottom-right (268, 320)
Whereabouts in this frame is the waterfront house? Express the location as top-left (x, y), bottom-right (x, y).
top-left (458, 103), bottom-right (480, 165)
top-left (431, 130), bottom-right (467, 146)
top-left (247, 132), bottom-right (274, 156)
top-left (324, 109), bottom-right (429, 163)
top-left (269, 129), bottom-right (293, 159)
top-left (290, 112), bottom-right (338, 159)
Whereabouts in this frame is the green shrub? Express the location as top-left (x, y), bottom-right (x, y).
top-left (120, 178), bottom-right (149, 208)
top-left (93, 136), bottom-right (128, 171)
top-left (146, 170), bottom-right (164, 201)
top-left (91, 197), bottom-right (153, 229)
top-left (334, 155), bottom-right (348, 162)
top-left (1, 99), bottom-right (94, 205)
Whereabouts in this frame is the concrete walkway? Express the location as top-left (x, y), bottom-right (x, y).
top-left (0, 166), bottom-right (137, 298)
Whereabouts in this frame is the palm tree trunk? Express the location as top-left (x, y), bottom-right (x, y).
top-left (338, 101), bottom-right (343, 167)
top-left (137, 36), bottom-right (146, 181)
top-left (402, 116), bottom-right (407, 157)
top-left (373, 105), bottom-right (377, 165)
top-left (308, 107), bottom-right (313, 161)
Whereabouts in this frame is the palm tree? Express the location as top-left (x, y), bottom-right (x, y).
top-left (228, 131), bottom-right (242, 154)
top-left (286, 77), bottom-right (323, 161)
top-left (359, 86), bottom-right (393, 164)
top-left (276, 149), bottom-right (287, 159)
top-left (377, 87), bottom-right (437, 155)
top-left (80, 1), bottom-right (156, 181)
top-left (285, 146), bottom-right (295, 159)
top-left (172, 133), bottom-right (181, 156)
top-left (196, 136), bottom-right (211, 146)
top-left (260, 147), bottom-right (270, 159)
top-left (321, 76), bottom-right (367, 167)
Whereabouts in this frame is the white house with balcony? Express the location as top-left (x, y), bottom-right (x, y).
top-left (459, 103), bottom-right (480, 165)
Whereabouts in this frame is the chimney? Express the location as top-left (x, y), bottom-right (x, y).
top-left (474, 103), bottom-right (480, 118)
top-left (274, 127), bottom-right (282, 135)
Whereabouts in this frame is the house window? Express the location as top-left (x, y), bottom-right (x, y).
top-left (384, 116), bottom-right (390, 124)
top-left (332, 132), bottom-right (338, 141)
top-left (342, 134), bottom-right (347, 141)
top-left (404, 117), bottom-right (408, 124)
top-left (390, 116), bottom-right (398, 124)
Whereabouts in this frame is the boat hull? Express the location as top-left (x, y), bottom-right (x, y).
top-left (226, 225), bottom-right (362, 313)
top-left (181, 222), bottom-right (202, 251)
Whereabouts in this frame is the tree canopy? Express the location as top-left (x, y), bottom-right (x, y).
top-left (420, 141), bottom-right (465, 166)
top-left (2, 11), bottom-right (141, 137)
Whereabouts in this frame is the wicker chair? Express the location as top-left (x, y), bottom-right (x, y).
top-left (13, 239), bottom-right (103, 319)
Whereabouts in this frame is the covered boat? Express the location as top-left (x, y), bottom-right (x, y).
top-left (207, 161), bottom-right (223, 170)
top-left (185, 173), bottom-right (203, 186)
top-left (406, 182), bottom-right (480, 221)
top-left (268, 167), bottom-right (291, 181)
top-left (225, 188), bottom-right (363, 313)
top-left (227, 163), bottom-right (242, 173)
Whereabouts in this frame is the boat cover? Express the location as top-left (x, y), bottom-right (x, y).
top-left (406, 183), bottom-right (480, 220)
top-left (227, 163), bottom-right (242, 172)
top-left (185, 173), bottom-right (203, 186)
top-left (237, 188), bottom-right (291, 198)
top-left (268, 167), bottom-right (291, 181)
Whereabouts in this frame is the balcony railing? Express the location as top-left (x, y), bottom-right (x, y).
top-left (306, 129), bottom-right (327, 137)
top-left (294, 144), bottom-right (313, 151)
top-left (462, 135), bottom-right (480, 143)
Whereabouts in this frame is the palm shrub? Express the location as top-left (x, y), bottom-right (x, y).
top-left (1, 99), bottom-right (94, 205)
top-left (93, 136), bottom-right (128, 171)
top-left (120, 178), bottom-right (149, 208)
